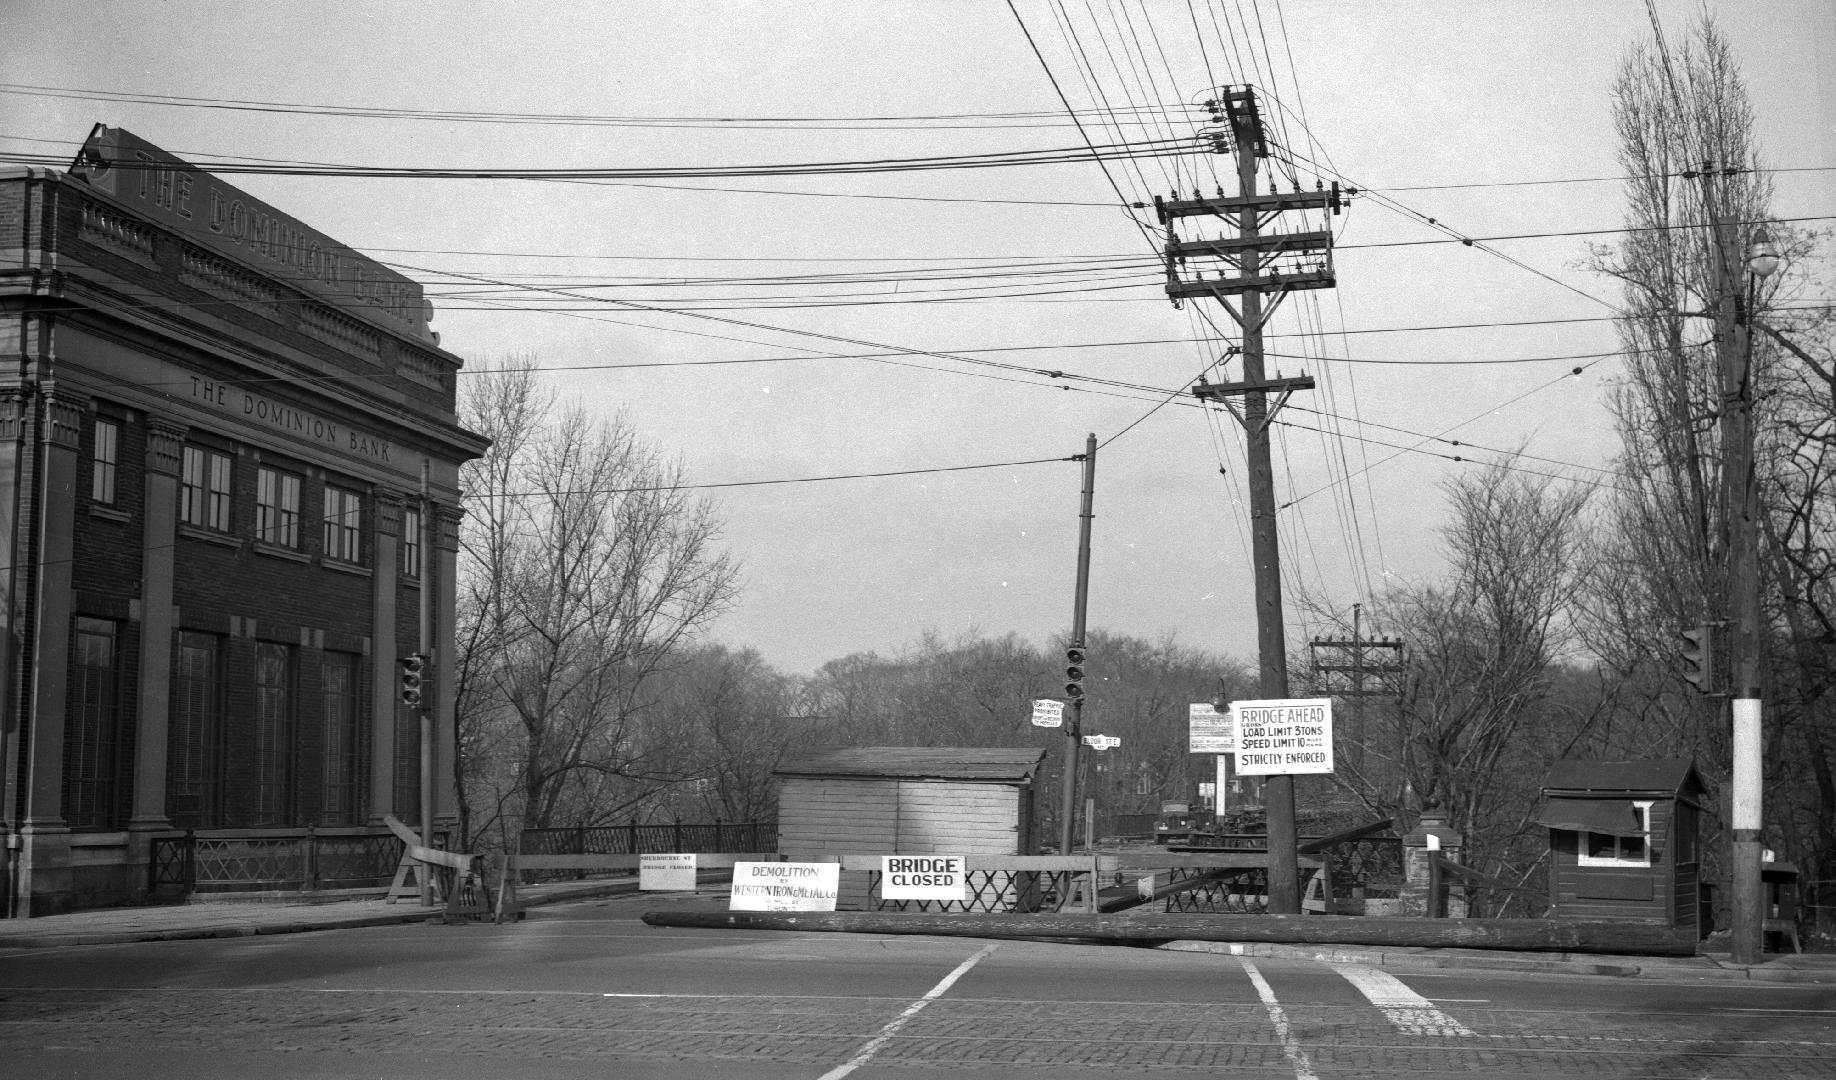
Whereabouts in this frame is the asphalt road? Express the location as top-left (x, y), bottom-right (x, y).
top-left (1, 891), bottom-right (1832, 1079)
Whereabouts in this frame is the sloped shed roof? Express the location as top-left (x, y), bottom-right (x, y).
top-left (773, 747), bottom-right (1047, 784)
top-left (1535, 759), bottom-right (1706, 835)
top-left (1541, 759), bottom-right (1703, 797)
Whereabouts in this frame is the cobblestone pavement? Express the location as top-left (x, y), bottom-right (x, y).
top-left (2, 976), bottom-right (1833, 1077)
top-left (2, 888), bottom-right (1833, 1077)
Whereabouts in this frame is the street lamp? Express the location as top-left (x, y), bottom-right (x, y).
top-left (1728, 222), bottom-right (1777, 965)
top-left (1747, 226), bottom-right (1780, 282)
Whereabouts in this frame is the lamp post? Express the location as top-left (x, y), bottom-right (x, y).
top-left (1727, 224), bottom-right (1777, 965)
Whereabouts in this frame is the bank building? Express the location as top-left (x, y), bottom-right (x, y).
top-left (0, 125), bottom-right (488, 915)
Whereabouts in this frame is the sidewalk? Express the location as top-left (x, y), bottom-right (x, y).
top-left (3, 881), bottom-right (1831, 984)
top-left (0, 876), bottom-right (640, 949)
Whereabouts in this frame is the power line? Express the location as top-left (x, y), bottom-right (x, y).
top-left (0, 81), bottom-right (1204, 130)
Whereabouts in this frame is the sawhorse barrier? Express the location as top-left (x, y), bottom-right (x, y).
top-left (383, 815), bottom-right (489, 920)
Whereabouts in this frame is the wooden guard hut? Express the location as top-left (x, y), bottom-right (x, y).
top-left (1534, 759), bottom-right (1705, 932)
top-left (773, 747), bottom-right (1047, 910)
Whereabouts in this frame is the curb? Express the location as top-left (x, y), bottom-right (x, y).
top-left (1157, 938), bottom-right (1836, 983)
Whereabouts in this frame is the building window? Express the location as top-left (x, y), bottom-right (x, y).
top-left (256, 466), bottom-right (301, 548)
top-left (320, 652), bottom-right (361, 824)
top-left (323, 485), bottom-right (363, 564)
top-left (168, 631), bottom-right (223, 827)
top-left (91, 418), bottom-right (120, 505)
top-left (181, 446), bottom-right (234, 532)
top-left (65, 617), bottom-right (121, 829)
top-left (1578, 801), bottom-right (1655, 867)
top-left (251, 642), bottom-right (295, 825)
top-left (401, 503), bottom-right (422, 580)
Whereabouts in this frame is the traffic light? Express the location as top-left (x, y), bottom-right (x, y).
top-left (1064, 645), bottom-right (1086, 700)
top-left (399, 653), bottom-right (427, 708)
top-left (1679, 626), bottom-right (1714, 691)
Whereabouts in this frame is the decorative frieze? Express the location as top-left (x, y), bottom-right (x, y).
top-left (42, 391), bottom-right (85, 451)
top-left (395, 347), bottom-right (452, 393)
top-left (145, 418), bottom-right (187, 477)
top-left (179, 243), bottom-right (282, 314)
top-left (79, 201), bottom-right (157, 266)
top-left (373, 490), bottom-right (404, 537)
top-left (435, 503), bottom-right (464, 553)
top-left (299, 303), bottom-right (382, 363)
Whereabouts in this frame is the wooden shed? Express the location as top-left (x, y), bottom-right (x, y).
top-left (773, 747), bottom-right (1047, 910)
top-left (1534, 759), bottom-right (1705, 932)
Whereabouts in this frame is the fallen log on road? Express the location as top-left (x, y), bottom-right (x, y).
top-left (639, 909), bottom-right (1698, 956)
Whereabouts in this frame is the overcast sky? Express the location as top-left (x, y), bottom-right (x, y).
top-left (5, 1), bottom-right (1832, 676)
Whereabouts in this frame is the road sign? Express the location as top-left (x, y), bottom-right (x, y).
top-left (1030, 698), bottom-right (1064, 728)
top-left (639, 853), bottom-right (696, 891)
top-left (729, 862), bottom-right (839, 912)
top-left (1081, 733), bottom-right (1120, 751)
top-left (880, 855), bottom-right (967, 901)
top-left (1233, 698), bottom-right (1333, 775)
top-left (1189, 702), bottom-right (1234, 753)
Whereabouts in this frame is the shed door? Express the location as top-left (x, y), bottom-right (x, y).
top-left (776, 777), bottom-right (898, 855)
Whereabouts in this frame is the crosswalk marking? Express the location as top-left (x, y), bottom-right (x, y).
top-left (1333, 964), bottom-right (1477, 1037)
top-left (1240, 959), bottom-right (1322, 1080)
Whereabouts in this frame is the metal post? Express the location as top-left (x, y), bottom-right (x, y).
top-left (1057, 434), bottom-right (1097, 856)
top-left (418, 461), bottom-right (435, 906)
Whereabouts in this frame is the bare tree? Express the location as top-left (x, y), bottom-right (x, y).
top-left (454, 358), bottom-right (740, 838)
top-left (1583, 12), bottom-right (1836, 938)
top-left (644, 643), bottom-right (821, 823)
top-left (1370, 458), bottom-right (1594, 910)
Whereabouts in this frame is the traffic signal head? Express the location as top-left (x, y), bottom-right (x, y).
top-left (1679, 626), bottom-right (1713, 691)
top-left (1065, 646), bottom-right (1086, 700)
top-left (399, 653), bottom-right (427, 708)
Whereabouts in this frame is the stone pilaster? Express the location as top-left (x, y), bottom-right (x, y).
top-left (18, 389), bottom-right (85, 912)
top-left (367, 490), bottom-right (403, 823)
top-left (128, 418), bottom-right (186, 851)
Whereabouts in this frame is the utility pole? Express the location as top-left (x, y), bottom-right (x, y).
top-left (1309, 603), bottom-right (1404, 778)
top-left (1699, 163), bottom-right (1765, 965)
top-left (1058, 433), bottom-right (1097, 857)
top-left (1157, 87), bottom-right (1342, 914)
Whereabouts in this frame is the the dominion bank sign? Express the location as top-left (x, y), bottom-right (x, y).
top-left (69, 124), bottom-right (433, 343)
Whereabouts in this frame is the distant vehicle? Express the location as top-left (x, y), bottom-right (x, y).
top-left (1153, 802), bottom-right (1216, 845)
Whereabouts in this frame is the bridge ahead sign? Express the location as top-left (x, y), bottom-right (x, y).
top-left (1233, 698), bottom-right (1334, 775)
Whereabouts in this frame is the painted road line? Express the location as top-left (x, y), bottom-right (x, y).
top-left (1333, 964), bottom-right (1477, 1037)
top-left (1239, 959), bottom-right (1321, 1080)
top-left (815, 942), bottom-right (1001, 1080)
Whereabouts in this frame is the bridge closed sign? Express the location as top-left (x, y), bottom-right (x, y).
top-left (1233, 698), bottom-right (1334, 775)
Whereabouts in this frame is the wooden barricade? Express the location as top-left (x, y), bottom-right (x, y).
top-left (496, 851), bottom-right (781, 922)
top-left (383, 815), bottom-right (489, 919)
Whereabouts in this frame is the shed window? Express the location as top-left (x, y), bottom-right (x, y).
top-left (1578, 800), bottom-right (1654, 867)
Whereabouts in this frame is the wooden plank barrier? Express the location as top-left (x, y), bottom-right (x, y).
top-left (495, 851), bottom-right (783, 922)
top-left (383, 815), bottom-right (488, 919)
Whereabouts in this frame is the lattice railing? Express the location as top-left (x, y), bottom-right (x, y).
top-left (1162, 866), bottom-right (1270, 913)
top-left (149, 827), bottom-right (436, 896)
top-left (869, 867), bottom-right (1086, 914)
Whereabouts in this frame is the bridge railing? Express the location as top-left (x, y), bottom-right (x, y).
top-left (149, 826), bottom-right (432, 897)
